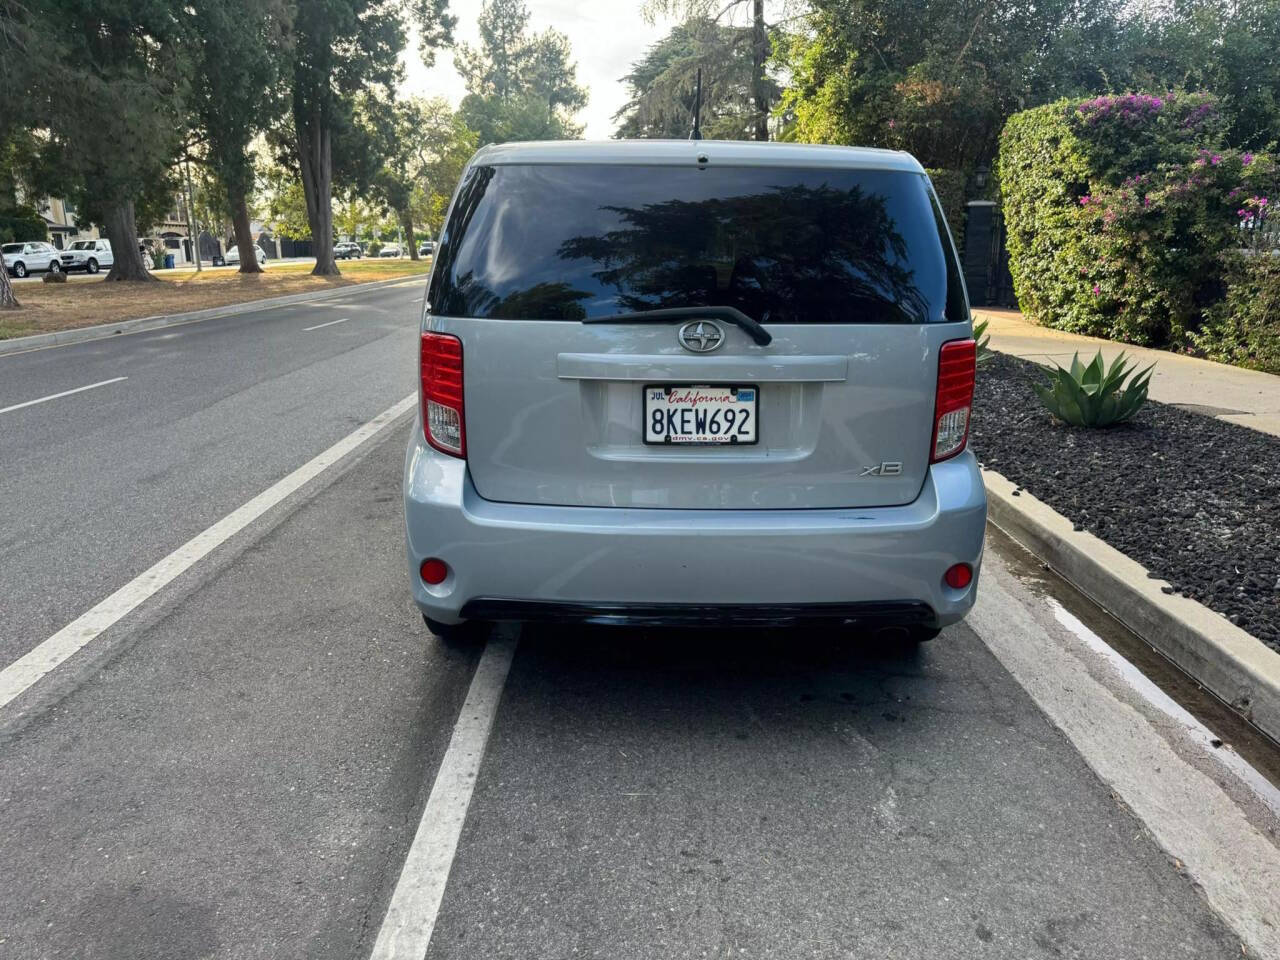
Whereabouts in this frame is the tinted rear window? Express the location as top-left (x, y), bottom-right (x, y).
top-left (428, 163), bottom-right (966, 324)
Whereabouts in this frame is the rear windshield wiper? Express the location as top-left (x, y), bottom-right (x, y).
top-left (583, 305), bottom-right (773, 346)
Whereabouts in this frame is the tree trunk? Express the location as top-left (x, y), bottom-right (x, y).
top-left (103, 201), bottom-right (157, 281)
top-left (296, 110), bottom-right (339, 276)
top-left (228, 184), bottom-right (262, 274)
top-left (0, 253), bottom-right (19, 308)
top-left (751, 0), bottom-right (770, 142)
top-left (401, 209), bottom-right (418, 261)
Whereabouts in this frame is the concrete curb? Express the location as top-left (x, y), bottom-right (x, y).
top-left (983, 467), bottom-right (1280, 745)
top-left (0, 275), bottom-right (424, 358)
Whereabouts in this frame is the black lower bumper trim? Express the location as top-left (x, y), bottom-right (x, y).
top-left (458, 598), bottom-right (936, 629)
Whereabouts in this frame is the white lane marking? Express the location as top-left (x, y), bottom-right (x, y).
top-left (969, 557), bottom-right (1280, 960)
top-left (304, 317), bottom-right (349, 331)
top-left (370, 633), bottom-right (518, 960)
top-left (0, 376), bottom-right (127, 415)
top-left (0, 393), bottom-right (416, 712)
top-left (1048, 598), bottom-right (1280, 819)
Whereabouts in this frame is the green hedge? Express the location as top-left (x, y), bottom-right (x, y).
top-left (1194, 253), bottom-right (1280, 374)
top-left (998, 92), bottom-right (1277, 347)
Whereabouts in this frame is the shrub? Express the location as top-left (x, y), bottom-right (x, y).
top-left (926, 168), bottom-right (966, 253)
top-left (1193, 253), bottom-right (1280, 374)
top-left (0, 207), bottom-right (49, 244)
top-left (998, 92), bottom-right (1275, 348)
top-left (1034, 350), bottom-right (1154, 427)
top-left (973, 316), bottom-right (993, 364)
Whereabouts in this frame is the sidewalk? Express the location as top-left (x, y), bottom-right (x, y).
top-left (974, 307), bottom-right (1280, 438)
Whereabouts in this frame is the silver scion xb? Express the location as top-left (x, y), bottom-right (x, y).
top-left (404, 140), bottom-right (986, 642)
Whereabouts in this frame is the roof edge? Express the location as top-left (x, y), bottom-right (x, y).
top-left (469, 139), bottom-right (926, 174)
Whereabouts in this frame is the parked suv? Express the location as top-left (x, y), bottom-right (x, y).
top-left (404, 140), bottom-right (986, 642)
top-left (2, 241), bottom-right (62, 278)
top-left (60, 238), bottom-right (113, 274)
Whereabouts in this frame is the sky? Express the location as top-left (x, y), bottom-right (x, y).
top-left (400, 1), bottom-right (675, 140)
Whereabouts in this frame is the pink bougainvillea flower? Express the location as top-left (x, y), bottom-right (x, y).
top-left (1092, 284), bottom-right (1101, 296)
top-left (1242, 153), bottom-right (1254, 166)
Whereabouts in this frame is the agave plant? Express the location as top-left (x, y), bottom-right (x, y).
top-left (1033, 350), bottom-right (1154, 427)
top-left (973, 316), bottom-right (994, 364)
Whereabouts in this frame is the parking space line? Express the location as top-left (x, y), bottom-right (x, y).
top-left (304, 317), bottom-right (349, 332)
top-left (370, 632), bottom-right (518, 960)
top-left (0, 393), bottom-right (416, 712)
top-left (969, 562), bottom-right (1280, 958)
top-left (0, 376), bottom-right (127, 415)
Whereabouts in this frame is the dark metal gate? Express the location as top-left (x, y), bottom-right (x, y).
top-left (962, 201), bottom-right (1016, 307)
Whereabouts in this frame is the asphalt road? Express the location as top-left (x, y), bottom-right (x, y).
top-left (0, 280), bottom-right (423, 667)
top-left (1, 286), bottom-right (1277, 959)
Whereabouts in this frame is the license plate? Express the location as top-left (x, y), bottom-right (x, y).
top-left (643, 384), bottom-right (758, 445)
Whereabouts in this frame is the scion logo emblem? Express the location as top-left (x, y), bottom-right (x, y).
top-left (677, 320), bottom-right (725, 353)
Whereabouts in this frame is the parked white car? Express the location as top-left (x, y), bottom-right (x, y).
top-left (225, 244), bottom-right (267, 266)
top-left (378, 245), bottom-right (402, 258)
top-left (59, 238), bottom-right (114, 274)
top-left (2, 241), bottom-right (62, 278)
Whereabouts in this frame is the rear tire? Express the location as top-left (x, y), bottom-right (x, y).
top-left (424, 615), bottom-right (490, 646)
top-left (13, 261), bottom-right (26, 278)
top-left (48, 260), bottom-right (61, 274)
top-left (87, 258), bottom-right (99, 274)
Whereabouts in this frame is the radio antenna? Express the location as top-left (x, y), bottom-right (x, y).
top-left (689, 68), bottom-right (704, 140)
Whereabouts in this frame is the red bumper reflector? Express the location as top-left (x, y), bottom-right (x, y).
top-left (944, 563), bottom-right (973, 589)
top-left (420, 558), bottom-right (448, 585)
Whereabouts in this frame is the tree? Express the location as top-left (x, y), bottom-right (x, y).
top-left (455, 0), bottom-right (529, 102)
top-left (29, 0), bottom-right (191, 281)
top-left (186, 0), bottom-right (289, 273)
top-left (615, 18), bottom-right (780, 139)
top-left (334, 190), bottom-right (378, 243)
top-left (415, 103), bottom-right (477, 238)
top-left (260, 163), bottom-right (311, 240)
top-left (1119, 0), bottom-right (1280, 151)
top-left (645, 0), bottom-right (773, 140)
top-left (775, 0), bottom-right (1131, 172)
top-left (456, 0), bottom-right (587, 146)
top-left (188, 163), bottom-right (235, 247)
top-left (0, 0), bottom-right (36, 307)
top-left (288, 0), bottom-right (454, 276)
top-left (367, 96), bottom-right (476, 260)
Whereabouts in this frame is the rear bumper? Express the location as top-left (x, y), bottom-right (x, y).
top-left (458, 598), bottom-right (936, 629)
top-left (403, 432), bottom-right (987, 628)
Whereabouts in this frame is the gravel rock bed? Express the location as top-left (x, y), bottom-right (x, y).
top-left (971, 352), bottom-right (1280, 651)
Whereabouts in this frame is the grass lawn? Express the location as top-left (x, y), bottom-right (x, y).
top-left (0, 258), bottom-right (431, 341)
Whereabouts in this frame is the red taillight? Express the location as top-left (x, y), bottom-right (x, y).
top-left (421, 332), bottom-right (465, 458)
top-left (944, 563), bottom-right (973, 590)
top-left (931, 338), bottom-right (976, 463)
top-left (420, 558), bottom-right (449, 585)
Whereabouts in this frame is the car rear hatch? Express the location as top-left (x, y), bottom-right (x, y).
top-left (426, 154), bottom-right (971, 511)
